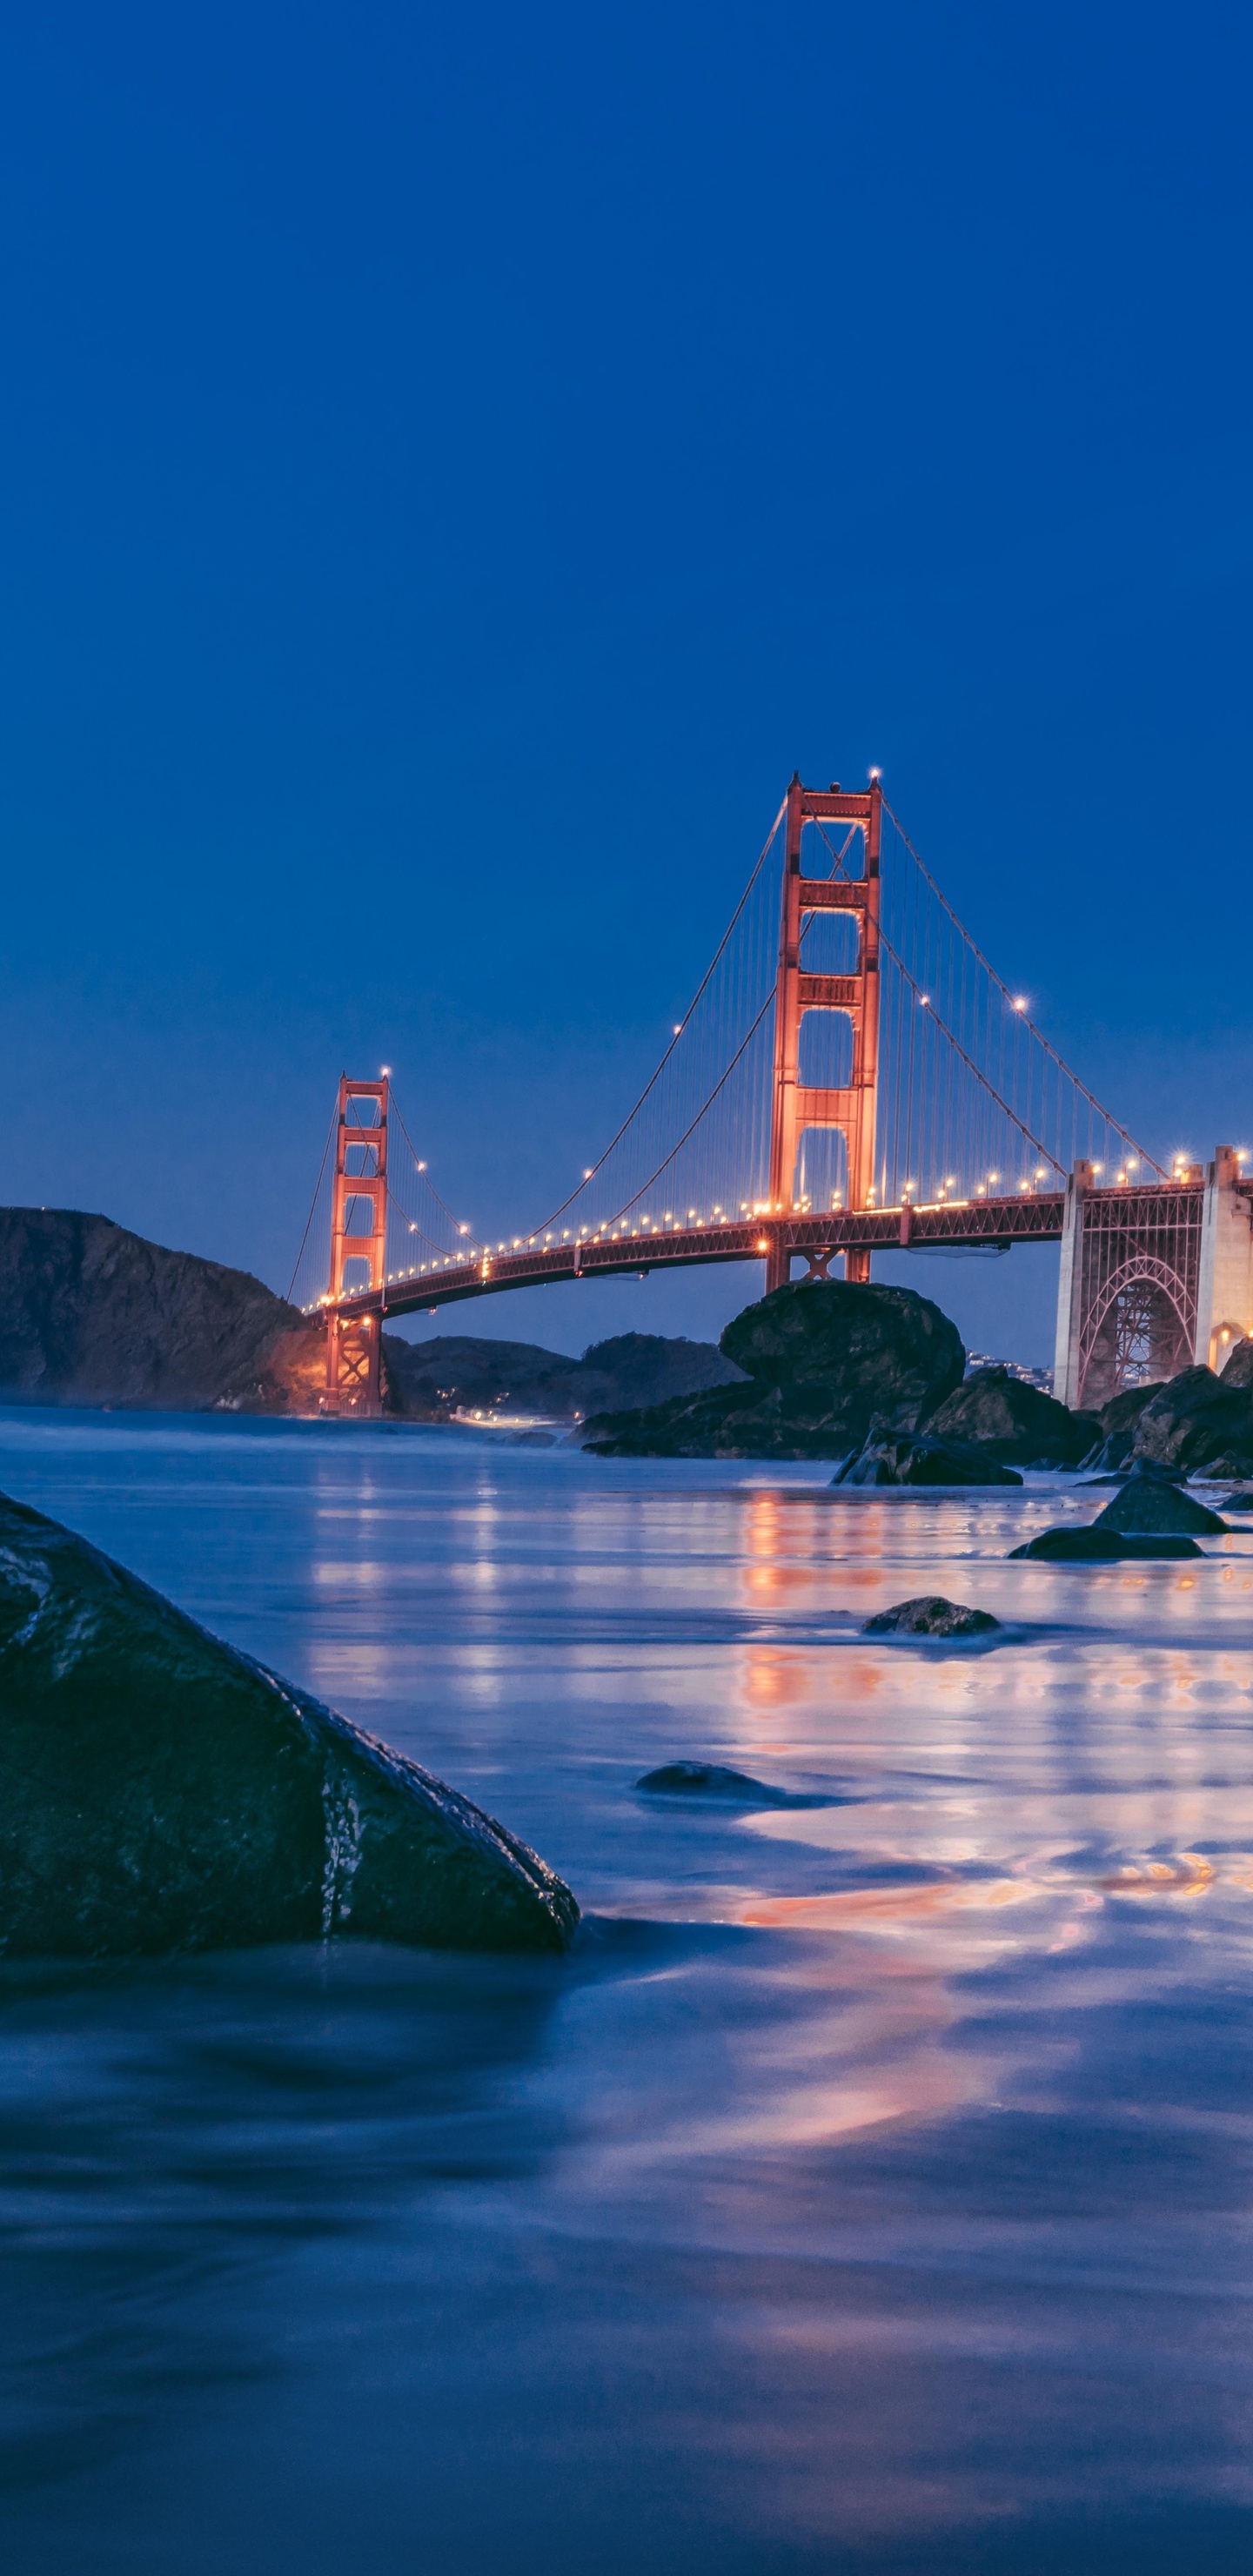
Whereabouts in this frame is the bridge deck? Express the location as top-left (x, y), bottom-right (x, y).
top-left (312, 1180), bottom-right (1218, 1324)
top-left (317, 1191), bottom-right (1082, 1321)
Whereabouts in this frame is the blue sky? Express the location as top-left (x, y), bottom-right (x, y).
top-left (1, 2), bottom-right (1249, 1362)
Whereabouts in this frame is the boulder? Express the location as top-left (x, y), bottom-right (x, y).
top-left (1128, 1365), bottom-right (1253, 1474)
top-left (1219, 1338), bottom-right (1253, 1388)
top-left (586, 1281), bottom-right (964, 1459)
top-left (721, 1279), bottom-right (963, 1411)
top-left (1091, 1480), bottom-right (1229, 1536)
top-left (1218, 1488), bottom-right (1253, 1512)
top-left (1009, 1526), bottom-right (1203, 1561)
top-left (1084, 1381), bottom-right (1162, 1470)
top-left (862, 1596), bottom-right (1001, 1637)
top-left (923, 1366), bottom-right (1097, 1466)
top-left (636, 1762), bottom-right (795, 1803)
top-left (584, 1378), bottom-right (850, 1459)
top-left (0, 1492), bottom-right (579, 1961)
top-left (834, 1432), bottom-right (1022, 1487)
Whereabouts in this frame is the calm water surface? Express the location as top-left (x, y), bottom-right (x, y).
top-left (2, 1410), bottom-right (1252, 2572)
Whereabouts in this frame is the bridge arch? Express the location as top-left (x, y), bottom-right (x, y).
top-left (1077, 1252), bottom-right (1194, 1411)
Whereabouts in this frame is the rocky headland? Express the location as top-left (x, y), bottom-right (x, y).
top-left (586, 1278), bottom-right (1253, 1473)
top-left (0, 1208), bottom-right (740, 1421)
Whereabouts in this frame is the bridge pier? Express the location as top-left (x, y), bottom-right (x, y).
top-left (1196, 1146), bottom-right (1253, 1371)
top-left (766, 1237), bottom-right (870, 1293)
top-left (1053, 1150), bottom-right (1251, 1412)
top-left (1052, 1162), bottom-right (1094, 1410)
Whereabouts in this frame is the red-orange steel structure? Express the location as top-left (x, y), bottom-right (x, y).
top-left (325, 1074), bottom-right (390, 1414)
top-left (766, 774), bottom-right (881, 1291)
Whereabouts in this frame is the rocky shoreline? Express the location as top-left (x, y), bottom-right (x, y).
top-left (585, 1276), bottom-right (1253, 1484)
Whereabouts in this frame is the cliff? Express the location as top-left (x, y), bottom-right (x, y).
top-left (0, 1209), bottom-right (322, 1411)
top-left (0, 1210), bottom-right (740, 1421)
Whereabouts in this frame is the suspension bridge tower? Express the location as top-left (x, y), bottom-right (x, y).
top-left (324, 1074), bottom-right (390, 1415)
top-left (766, 772), bottom-right (881, 1291)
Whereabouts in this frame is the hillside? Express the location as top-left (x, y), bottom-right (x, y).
top-left (0, 1209), bottom-right (321, 1410)
top-left (384, 1331), bottom-right (742, 1422)
top-left (0, 1211), bottom-right (740, 1420)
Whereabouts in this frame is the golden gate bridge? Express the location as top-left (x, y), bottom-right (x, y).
top-left (290, 775), bottom-right (1253, 1419)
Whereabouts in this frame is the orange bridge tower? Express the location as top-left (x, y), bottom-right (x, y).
top-left (765, 773), bottom-right (881, 1292)
top-left (325, 1073), bottom-right (390, 1414)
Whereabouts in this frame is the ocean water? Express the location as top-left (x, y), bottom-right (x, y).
top-left (2, 1409), bottom-right (1252, 2573)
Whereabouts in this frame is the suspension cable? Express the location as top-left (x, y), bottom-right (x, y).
top-left (531, 793), bottom-right (788, 1234)
top-left (285, 1094), bottom-right (338, 1303)
top-left (876, 804), bottom-right (1164, 1173)
top-left (598, 991), bottom-right (774, 1226)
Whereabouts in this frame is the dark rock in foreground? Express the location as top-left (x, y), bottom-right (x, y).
top-left (924, 1366), bottom-right (1097, 1466)
top-left (1091, 1480), bottom-right (1229, 1536)
top-left (862, 1596), bottom-right (1001, 1637)
top-left (1009, 1526), bottom-right (1203, 1561)
top-left (586, 1281), bottom-right (964, 1459)
top-left (834, 1432), bottom-right (1022, 1487)
top-left (1219, 1488), bottom-right (1253, 1511)
top-left (0, 1492), bottom-right (578, 1960)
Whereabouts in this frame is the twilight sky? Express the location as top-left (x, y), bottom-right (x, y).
top-left (1, 2), bottom-right (1249, 1364)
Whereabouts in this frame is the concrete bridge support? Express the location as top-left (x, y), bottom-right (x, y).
top-left (1052, 1162), bottom-right (1095, 1411)
top-left (1196, 1146), bottom-right (1253, 1372)
top-left (1054, 1149), bottom-right (1253, 1413)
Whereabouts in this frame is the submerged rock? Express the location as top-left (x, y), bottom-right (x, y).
top-left (636, 1762), bottom-right (794, 1803)
top-left (586, 1281), bottom-right (964, 1459)
top-left (923, 1367), bottom-right (1097, 1466)
top-left (861, 1595), bottom-right (1001, 1637)
top-left (835, 1432), bottom-right (1022, 1487)
top-left (1076, 1458), bottom-right (1188, 1488)
top-left (0, 1492), bottom-right (579, 1961)
top-left (1091, 1480), bottom-right (1229, 1536)
top-left (1009, 1526), bottom-right (1203, 1561)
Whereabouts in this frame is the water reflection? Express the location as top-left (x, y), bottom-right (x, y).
top-left (1, 1417), bottom-right (1252, 2569)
